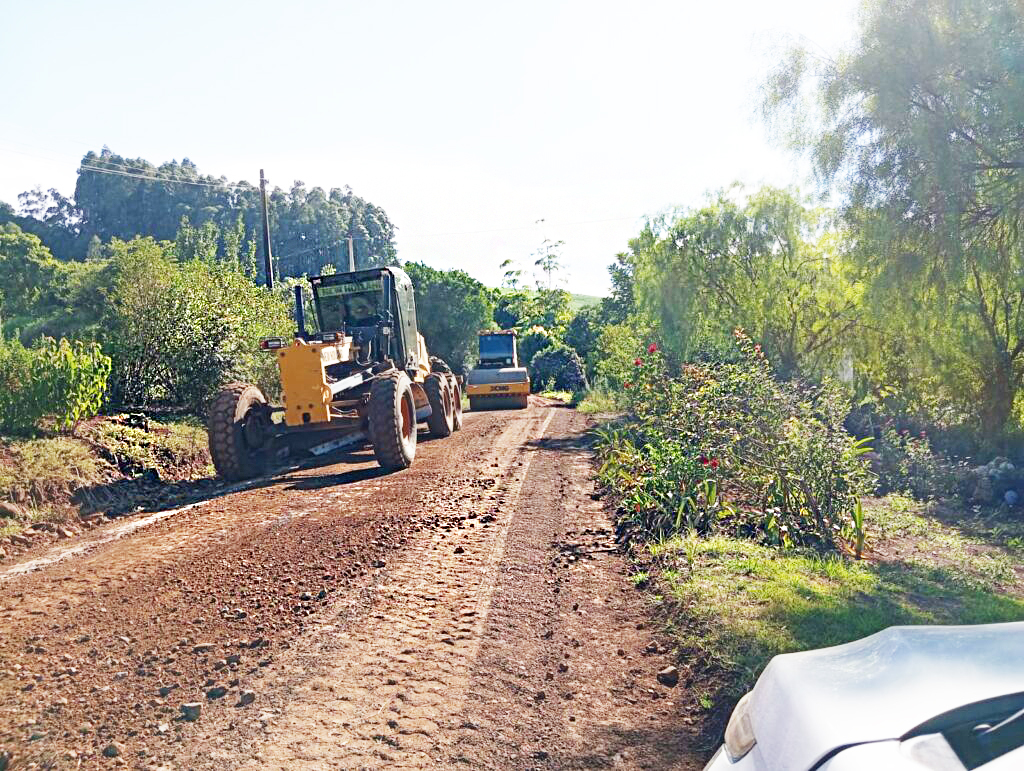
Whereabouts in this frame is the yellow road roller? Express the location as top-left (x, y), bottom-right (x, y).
top-left (465, 330), bottom-right (530, 410)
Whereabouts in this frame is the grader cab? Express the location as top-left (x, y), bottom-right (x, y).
top-left (207, 266), bottom-right (462, 480)
top-left (465, 330), bottom-right (530, 410)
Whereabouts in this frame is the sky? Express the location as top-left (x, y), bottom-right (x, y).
top-left (0, 0), bottom-right (860, 296)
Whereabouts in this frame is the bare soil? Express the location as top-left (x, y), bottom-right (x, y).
top-left (0, 401), bottom-right (699, 769)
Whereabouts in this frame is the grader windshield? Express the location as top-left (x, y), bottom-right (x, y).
top-left (315, 277), bottom-right (385, 330)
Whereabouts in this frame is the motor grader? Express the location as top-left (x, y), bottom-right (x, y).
top-left (465, 330), bottom-right (530, 410)
top-left (207, 266), bottom-right (462, 480)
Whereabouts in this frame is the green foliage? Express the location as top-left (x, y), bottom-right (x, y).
top-left (0, 223), bottom-right (61, 330)
top-left (533, 238), bottom-right (565, 289)
top-left (517, 328), bottom-right (555, 368)
top-left (593, 332), bottom-right (871, 549)
top-left (48, 338), bottom-right (112, 431)
top-left (593, 319), bottom-right (654, 390)
top-left (631, 186), bottom-right (861, 379)
top-left (0, 150), bottom-right (397, 281)
top-left (871, 424), bottom-right (960, 500)
top-left (764, 0), bottom-right (1024, 434)
top-left (529, 344), bottom-right (587, 393)
top-left (402, 261), bottom-right (495, 374)
top-left (96, 237), bottom-right (293, 407)
top-left (564, 306), bottom-right (603, 376)
top-left (652, 525), bottom-right (1024, 738)
top-left (0, 336), bottom-right (111, 435)
top-left (493, 287), bottom-right (571, 337)
top-left (533, 287), bottom-right (572, 331)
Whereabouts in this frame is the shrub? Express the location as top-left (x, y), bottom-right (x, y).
top-left (98, 238), bottom-right (293, 408)
top-left (530, 345), bottom-right (588, 392)
top-left (0, 336), bottom-right (111, 435)
top-left (593, 331), bottom-right (872, 550)
top-left (518, 327), bottom-right (554, 368)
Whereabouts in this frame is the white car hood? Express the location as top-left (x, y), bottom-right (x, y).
top-left (747, 622), bottom-right (1024, 771)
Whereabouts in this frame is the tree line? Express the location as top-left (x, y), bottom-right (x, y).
top-left (1, 148), bottom-right (397, 282)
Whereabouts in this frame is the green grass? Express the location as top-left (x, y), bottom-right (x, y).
top-left (576, 387), bottom-right (621, 415)
top-left (645, 496), bottom-right (1024, 734)
top-left (81, 417), bottom-right (210, 478)
top-left (0, 417), bottom-right (212, 536)
top-left (538, 389), bottom-right (576, 403)
top-left (0, 437), bottom-right (106, 508)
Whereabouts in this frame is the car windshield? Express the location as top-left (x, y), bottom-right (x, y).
top-left (317, 279), bottom-right (383, 329)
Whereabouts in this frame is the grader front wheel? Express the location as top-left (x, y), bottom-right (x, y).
top-left (207, 382), bottom-right (272, 481)
top-left (368, 371), bottom-right (417, 470)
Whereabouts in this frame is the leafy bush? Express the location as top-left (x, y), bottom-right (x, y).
top-left (593, 331), bottom-right (871, 550)
top-left (97, 238), bottom-right (293, 408)
top-left (530, 345), bottom-right (587, 392)
top-left (0, 336), bottom-right (111, 435)
top-left (871, 425), bottom-right (961, 499)
top-left (518, 327), bottom-right (554, 368)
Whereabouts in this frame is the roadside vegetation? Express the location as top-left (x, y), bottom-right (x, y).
top-left (575, 0), bottom-right (1024, 746)
top-left (2, 3), bottom-right (1023, 755)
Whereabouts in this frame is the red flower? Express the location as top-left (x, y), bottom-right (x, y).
top-left (647, 342), bottom-right (658, 354)
top-left (710, 458), bottom-right (719, 469)
top-left (634, 503), bottom-right (642, 513)
top-left (699, 455), bottom-right (709, 465)
top-left (623, 382), bottom-right (632, 389)
top-left (634, 358), bottom-right (644, 367)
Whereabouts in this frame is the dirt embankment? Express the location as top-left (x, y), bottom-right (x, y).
top-left (0, 416), bottom-right (212, 563)
top-left (0, 401), bottom-right (699, 770)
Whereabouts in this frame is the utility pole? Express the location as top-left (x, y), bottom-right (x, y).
top-left (347, 235), bottom-right (355, 272)
top-left (259, 169), bottom-right (274, 289)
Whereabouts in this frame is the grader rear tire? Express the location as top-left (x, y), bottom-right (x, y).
top-left (368, 371), bottom-right (417, 470)
top-left (449, 376), bottom-right (463, 431)
top-left (207, 382), bottom-right (271, 481)
top-left (425, 373), bottom-right (453, 438)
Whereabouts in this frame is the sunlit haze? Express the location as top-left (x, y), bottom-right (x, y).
top-left (0, 0), bottom-right (860, 295)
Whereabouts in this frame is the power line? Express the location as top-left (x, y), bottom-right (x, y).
top-left (1, 143), bottom-right (645, 256)
top-left (0, 144), bottom-right (253, 190)
top-left (399, 215), bottom-right (642, 240)
top-left (78, 163), bottom-right (249, 190)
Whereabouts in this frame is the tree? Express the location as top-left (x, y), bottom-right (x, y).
top-left (600, 252), bottom-right (637, 325)
top-left (530, 345), bottom-right (587, 392)
top-left (0, 224), bottom-right (60, 330)
top-left (533, 238), bottom-right (565, 289)
top-left (565, 306), bottom-right (603, 371)
top-left (6, 149), bottom-right (398, 279)
top-left (764, 0), bottom-right (1024, 433)
top-left (631, 186), bottom-right (860, 378)
top-left (403, 261), bottom-right (495, 374)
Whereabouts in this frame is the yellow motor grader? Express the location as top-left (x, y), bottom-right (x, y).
top-left (207, 266), bottom-right (462, 480)
top-left (465, 330), bottom-right (530, 410)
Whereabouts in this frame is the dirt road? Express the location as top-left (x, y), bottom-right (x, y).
top-left (0, 401), bottom-right (699, 769)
